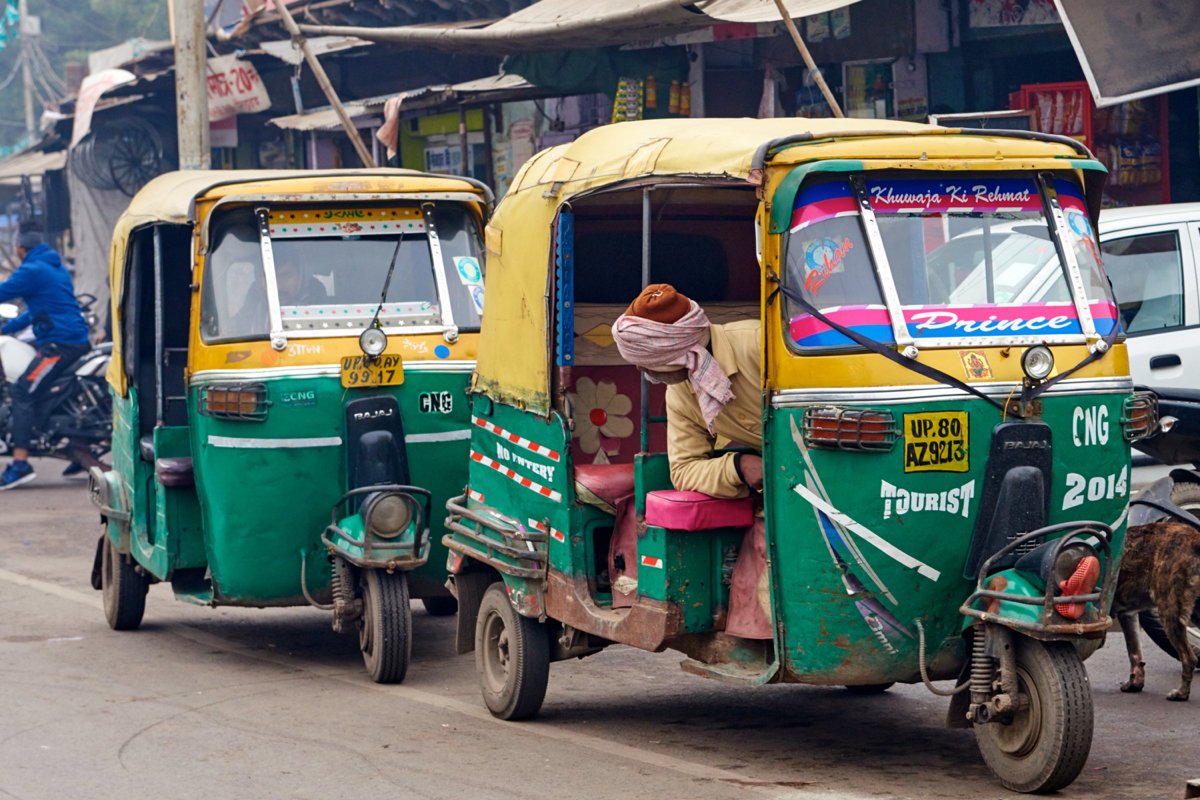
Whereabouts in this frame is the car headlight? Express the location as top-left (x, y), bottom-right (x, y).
top-left (363, 492), bottom-right (412, 539)
top-left (359, 327), bottom-right (387, 357)
top-left (1021, 345), bottom-right (1055, 381)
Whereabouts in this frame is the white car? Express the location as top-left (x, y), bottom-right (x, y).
top-left (1099, 203), bottom-right (1200, 389)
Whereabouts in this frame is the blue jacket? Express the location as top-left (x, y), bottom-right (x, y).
top-left (0, 244), bottom-right (90, 346)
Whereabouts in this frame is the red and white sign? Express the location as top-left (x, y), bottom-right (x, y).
top-left (206, 55), bottom-right (270, 121)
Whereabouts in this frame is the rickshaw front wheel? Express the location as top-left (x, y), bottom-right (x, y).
top-left (358, 568), bottom-right (412, 684)
top-left (973, 638), bottom-right (1093, 793)
top-left (475, 583), bottom-right (549, 721)
top-left (101, 536), bottom-right (147, 631)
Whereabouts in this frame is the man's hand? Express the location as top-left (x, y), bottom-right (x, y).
top-left (737, 453), bottom-right (764, 492)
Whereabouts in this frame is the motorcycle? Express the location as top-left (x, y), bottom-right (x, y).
top-left (0, 302), bottom-right (113, 468)
top-left (1129, 386), bottom-right (1200, 666)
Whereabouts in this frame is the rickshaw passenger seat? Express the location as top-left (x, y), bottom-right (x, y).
top-left (644, 490), bottom-right (753, 531)
top-left (138, 434), bottom-right (195, 486)
top-left (574, 463), bottom-right (635, 514)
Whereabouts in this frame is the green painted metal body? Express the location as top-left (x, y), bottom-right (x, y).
top-left (108, 367), bottom-right (471, 607)
top-left (451, 387), bottom-right (1130, 684)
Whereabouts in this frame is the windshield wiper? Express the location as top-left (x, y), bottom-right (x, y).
top-left (367, 230), bottom-right (404, 334)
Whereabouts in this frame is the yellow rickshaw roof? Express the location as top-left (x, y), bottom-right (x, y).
top-left (106, 168), bottom-right (491, 394)
top-left (474, 118), bottom-right (1100, 413)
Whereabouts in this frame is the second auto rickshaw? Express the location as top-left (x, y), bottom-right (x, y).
top-left (90, 168), bottom-right (490, 683)
top-left (444, 118), bottom-right (1157, 792)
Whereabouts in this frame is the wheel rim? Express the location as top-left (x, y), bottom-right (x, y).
top-left (481, 609), bottom-right (510, 694)
top-left (989, 665), bottom-right (1043, 758)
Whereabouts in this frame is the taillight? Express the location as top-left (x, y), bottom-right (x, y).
top-left (198, 383), bottom-right (270, 421)
top-left (1122, 391), bottom-right (1158, 441)
top-left (801, 407), bottom-right (898, 452)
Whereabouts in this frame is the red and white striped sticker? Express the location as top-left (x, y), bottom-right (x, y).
top-left (640, 555), bottom-right (664, 569)
top-left (471, 450), bottom-right (563, 503)
top-left (527, 518), bottom-right (566, 544)
top-left (468, 488), bottom-right (485, 504)
top-left (472, 416), bottom-right (561, 462)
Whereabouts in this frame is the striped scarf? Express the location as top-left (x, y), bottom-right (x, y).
top-left (612, 301), bottom-right (734, 435)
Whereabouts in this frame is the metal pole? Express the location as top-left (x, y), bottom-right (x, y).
top-left (459, 107), bottom-right (469, 177)
top-left (639, 188), bottom-right (652, 453)
top-left (271, 0), bottom-right (375, 168)
top-left (18, 0), bottom-right (34, 140)
top-left (172, 0), bottom-right (211, 168)
top-left (772, 0), bottom-right (844, 118)
top-left (153, 227), bottom-right (165, 425)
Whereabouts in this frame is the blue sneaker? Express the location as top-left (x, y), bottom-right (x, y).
top-left (62, 461), bottom-right (86, 477)
top-left (0, 460), bottom-right (36, 490)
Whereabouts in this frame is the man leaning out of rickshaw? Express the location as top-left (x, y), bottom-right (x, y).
top-left (611, 284), bottom-right (770, 639)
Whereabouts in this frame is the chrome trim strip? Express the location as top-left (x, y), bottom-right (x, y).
top-left (208, 435), bottom-right (343, 448)
top-left (191, 361), bottom-right (474, 384)
top-left (406, 430), bottom-right (471, 444)
top-left (771, 376), bottom-right (1133, 407)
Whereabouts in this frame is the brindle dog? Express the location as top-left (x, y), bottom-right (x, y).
top-left (1112, 520), bottom-right (1200, 701)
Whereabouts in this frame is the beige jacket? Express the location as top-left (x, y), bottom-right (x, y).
top-left (665, 320), bottom-right (762, 499)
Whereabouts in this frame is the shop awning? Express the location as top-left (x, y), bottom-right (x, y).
top-left (268, 73), bottom-right (538, 131)
top-left (298, 0), bottom-right (861, 54)
top-left (1056, 0), bottom-right (1200, 106)
top-left (0, 148), bottom-right (66, 185)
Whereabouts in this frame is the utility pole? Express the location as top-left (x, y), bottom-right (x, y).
top-left (18, 0), bottom-right (35, 141)
top-left (171, 0), bottom-right (210, 169)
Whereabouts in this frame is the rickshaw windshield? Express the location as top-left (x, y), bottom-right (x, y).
top-left (783, 175), bottom-right (1117, 350)
top-left (200, 204), bottom-right (484, 343)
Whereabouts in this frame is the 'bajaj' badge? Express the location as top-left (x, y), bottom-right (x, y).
top-left (958, 350), bottom-right (992, 380)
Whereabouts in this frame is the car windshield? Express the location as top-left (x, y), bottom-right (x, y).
top-left (200, 204), bottom-right (484, 343)
top-left (783, 176), bottom-right (1117, 349)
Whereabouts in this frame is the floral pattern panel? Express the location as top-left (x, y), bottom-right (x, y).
top-left (567, 369), bottom-right (667, 465)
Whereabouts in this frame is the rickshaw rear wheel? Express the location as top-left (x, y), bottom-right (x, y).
top-left (358, 568), bottom-right (412, 684)
top-left (475, 583), bottom-right (549, 720)
top-left (974, 638), bottom-right (1093, 794)
top-left (422, 596), bottom-right (458, 617)
top-left (101, 537), bottom-right (147, 631)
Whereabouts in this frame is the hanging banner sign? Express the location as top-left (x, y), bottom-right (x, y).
top-left (206, 55), bottom-right (270, 121)
top-left (71, 68), bottom-right (136, 146)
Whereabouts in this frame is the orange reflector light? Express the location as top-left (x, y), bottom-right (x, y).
top-left (1122, 391), bottom-right (1158, 442)
top-left (198, 382), bottom-right (270, 421)
top-left (1055, 555), bottom-right (1100, 619)
top-left (801, 407), bottom-right (898, 452)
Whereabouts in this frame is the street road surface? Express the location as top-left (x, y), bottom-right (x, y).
top-left (1, 459), bottom-right (1195, 800)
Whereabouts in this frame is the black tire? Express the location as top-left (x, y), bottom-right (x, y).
top-left (358, 569), bottom-right (412, 684)
top-left (843, 682), bottom-right (894, 694)
top-left (101, 537), bottom-right (147, 631)
top-left (422, 595), bottom-right (458, 617)
top-left (974, 638), bottom-right (1093, 794)
top-left (475, 583), bottom-right (549, 720)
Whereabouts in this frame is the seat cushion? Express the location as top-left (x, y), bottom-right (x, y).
top-left (574, 463), bottom-right (636, 513)
top-left (155, 457), bottom-right (194, 487)
top-left (645, 489), bottom-right (753, 531)
top-left (139, 435), bottom-right (155, 462)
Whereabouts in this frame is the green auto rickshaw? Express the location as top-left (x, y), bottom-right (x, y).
top-left (444, 118), bottom-right (1158, 792)
top-left (89, 168), bottom-right (491, 682)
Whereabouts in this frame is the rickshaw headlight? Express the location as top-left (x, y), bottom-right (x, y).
top-left (363, 492), bottom-right (412, 539)
top-left (359, 327), bottom-right (388, 357)
top-left (1021, 345), bottom-right (1055, 381)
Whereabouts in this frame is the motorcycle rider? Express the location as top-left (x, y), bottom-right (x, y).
top-left (0, 227), bottom-right (91, 489)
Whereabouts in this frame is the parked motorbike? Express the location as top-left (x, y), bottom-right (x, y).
top-left (0, 302), bottom-right (113, 468)
top-left (1129, 386), bottom-right (1200, 666)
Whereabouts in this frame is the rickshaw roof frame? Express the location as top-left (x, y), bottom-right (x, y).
top-left (471, 118), bottom-right (1108, 415)
top-left (107, 168), bottom-right (493, 397)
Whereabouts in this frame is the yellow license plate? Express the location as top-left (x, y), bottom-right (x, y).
top-left (903, 411), bottom-right (968, 473)
top-left (340, 354), bottom-right (404, 388)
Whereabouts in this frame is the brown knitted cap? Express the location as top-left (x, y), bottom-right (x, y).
top-left (623, 283), bottom-right (691, 323)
